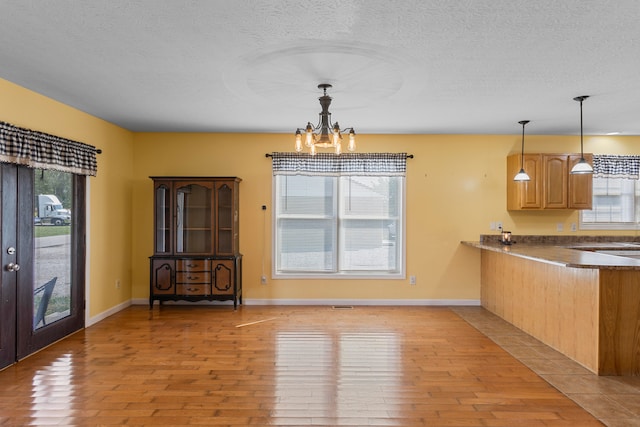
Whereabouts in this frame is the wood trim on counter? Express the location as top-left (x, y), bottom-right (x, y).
top-left (599, 270), bottom-right (640, 375)
top-left (481, 249), bottom-right (640, 375)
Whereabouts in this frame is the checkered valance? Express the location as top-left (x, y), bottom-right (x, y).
top-left (593, 155), bottom-right (640, 180)
top-left (0, 121), bottom-right (98, 176)
top-left (269, 152), bottom-right (408, 176)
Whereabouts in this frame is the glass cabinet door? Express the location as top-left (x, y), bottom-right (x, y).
top-left (154, 183), bottom-right (172, 254)
top-left (175, 182), bottom-right (213, 254)
top-left (216, 182), bottom-right (234, 254)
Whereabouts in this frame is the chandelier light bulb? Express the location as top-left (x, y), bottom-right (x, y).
top-left (348, 129), bottom-right (356, 151)
top-left (305, 123), bottom-right (313, 147)
top-left (295, 130), bottom-right (303, 152)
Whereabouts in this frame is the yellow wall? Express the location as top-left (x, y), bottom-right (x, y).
top-left (130, 132), bottom-right (640, 303)
top-left (4, 74), bottom-right (640, 313)
top-left (0, 78), bottom-right (135, 318)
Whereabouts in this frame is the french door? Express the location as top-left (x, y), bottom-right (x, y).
top-left (0, 164), bottom-right (85, 370)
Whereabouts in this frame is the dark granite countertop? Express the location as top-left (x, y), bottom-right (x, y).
top-left (461, 235), bottom-right (640, 270)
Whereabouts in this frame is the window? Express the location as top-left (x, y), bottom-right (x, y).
top-left (271, 152), bottom-right (406, 278)
top-left (580, 155), bottom-right (640, 230)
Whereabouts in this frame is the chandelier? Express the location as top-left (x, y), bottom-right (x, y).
top-left (295, 83), bottom-right (356, 155)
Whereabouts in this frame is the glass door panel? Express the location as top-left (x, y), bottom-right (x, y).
top-left (154, 183), bottom-right (171, 254)
top-left (176, 182), bottom-right (212, 254)
top-left (216, 183), bottom-right (233, 254)
top-left (33, 169), bottom-right (73, 329)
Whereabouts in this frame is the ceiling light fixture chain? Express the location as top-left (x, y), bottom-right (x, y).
top-left (514, 120), bottom-right (531, 181)
top-left (570, 95), bottom-right (593, 174)
top-left (295, 83), bottom-right (356, 155)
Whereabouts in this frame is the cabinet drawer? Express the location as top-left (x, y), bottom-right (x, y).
top-left (177, 259), bottom-right (210, 271)
top-left (176, 272), bottom-right (211, 284)
top-left (176, 284), bottom-right (210, 295)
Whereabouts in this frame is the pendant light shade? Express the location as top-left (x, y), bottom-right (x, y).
top-left (514, 120), bottom-right (531, 181)
top-left (570, 95), bottom-right (593, 175)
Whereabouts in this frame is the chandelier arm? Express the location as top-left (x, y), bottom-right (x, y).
top-left (316, 113), bottom-right (322, 131)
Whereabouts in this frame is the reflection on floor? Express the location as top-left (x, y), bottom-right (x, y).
top-left (453, 306), bottom-right (640, 427)
top-left (0, 305), bottom-right (608, 426)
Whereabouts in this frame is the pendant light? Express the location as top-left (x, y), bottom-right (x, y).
top-left (570, 95), bottom-right (593, 174)
top-left (513, 120), bottom-right (531, 181)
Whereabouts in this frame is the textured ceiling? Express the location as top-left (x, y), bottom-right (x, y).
top-left (1, 0), bottom-right (639, 136)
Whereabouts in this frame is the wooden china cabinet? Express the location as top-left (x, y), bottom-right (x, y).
top-left (149, 177), bottom-right (242, 308)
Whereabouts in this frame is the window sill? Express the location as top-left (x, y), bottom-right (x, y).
top-left (579, 223), bottom-right (640, 231)
top-left (273, 272), bottom-right (405, 280)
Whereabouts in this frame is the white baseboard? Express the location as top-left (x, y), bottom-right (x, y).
top-left (87, 299), bottom-right (132, 327)
top-left (242, 299), bottom-right (481, 306)
top-left (130, 298), bottom-right (480, 307)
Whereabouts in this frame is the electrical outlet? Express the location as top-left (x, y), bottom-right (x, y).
top-left (571, 223), bottom-right (577, 232)
top-left (115, 279), bottom-right (121, 289)
top-left (496, 222), bottom-right (503, 230)
top-left (409, 275), bottom-right (416, 285)
top-left (490, 222), bottom-right (496, 230)
top-left (557, 223), bottom-right (564, 232)
top-left (261, 275), bottom-right (267, 284)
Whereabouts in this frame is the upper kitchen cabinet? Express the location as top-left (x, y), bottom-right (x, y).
top-left (568, 154), bottom-right (594, 209)
top-left (507, 153), bottom-right (592, 210)
top-left (507, 154), bottom-right (542, 210)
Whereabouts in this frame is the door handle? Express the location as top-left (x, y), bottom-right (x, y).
top-left (6, 263), bottom-right (20, 272)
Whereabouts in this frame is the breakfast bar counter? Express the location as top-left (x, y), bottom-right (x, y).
top-left (463, 235), bottom-right (640, 376)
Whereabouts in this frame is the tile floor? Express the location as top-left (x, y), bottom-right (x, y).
top-left (453, 306), bottom-right (640, 427)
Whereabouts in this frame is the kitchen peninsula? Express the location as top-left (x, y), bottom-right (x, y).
top-left (463, 235), bottom-right (640, 376)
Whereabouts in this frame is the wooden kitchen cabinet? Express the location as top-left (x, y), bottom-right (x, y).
top-left (507, 153), bottom-right (592, 210)
top-left (507, 154), bottom-right (542, 209)
top-left (542, 154), bottom-right (568, 208)
top-left (568, 154), bottom-right (594, 209)
top-left (149, 177), bottom-right (242, 308)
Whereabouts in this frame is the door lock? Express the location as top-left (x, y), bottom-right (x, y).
top-left (6, 263), bottom-right (20, 272)
top-left (7, 247), bottom-right (15, 255)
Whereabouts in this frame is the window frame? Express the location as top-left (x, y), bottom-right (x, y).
top-left (272, 174), bottom-right (406, 280)
top-left (580, 176), bottom-right (640, 230)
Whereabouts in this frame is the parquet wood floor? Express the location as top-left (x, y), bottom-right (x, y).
top-left (0, 305), bottom-right (604, 426)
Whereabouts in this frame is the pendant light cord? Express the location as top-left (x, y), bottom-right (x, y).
top-left (579, 99), bottom-right (584, 156)
top-left (518, 120), bottom-right (529, 169)
top-left (521, 122), bottom-right (525, 169)
top-left (573, 95), bottom-right (589, 159)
